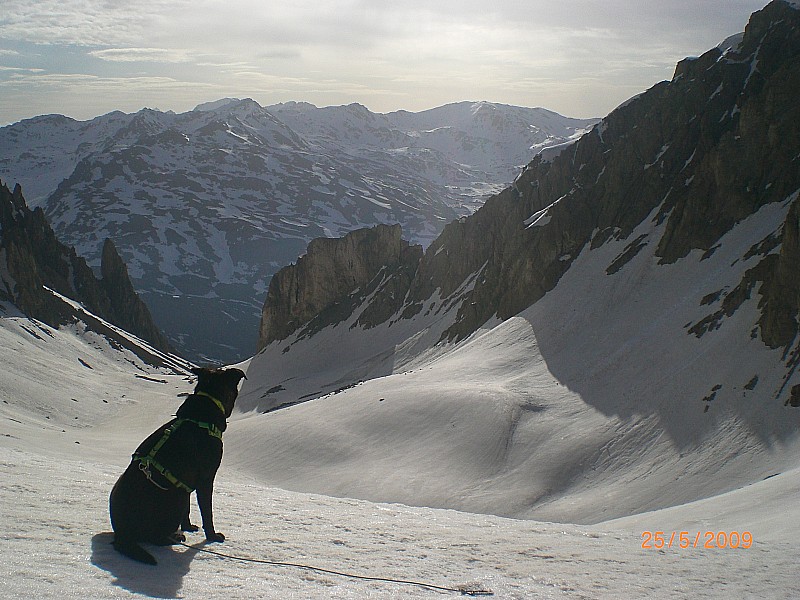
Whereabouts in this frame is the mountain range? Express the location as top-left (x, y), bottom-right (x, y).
top-left (0, 100), bottom-right (596, 362)
top-left (240, 0), bottom-right (800, 520)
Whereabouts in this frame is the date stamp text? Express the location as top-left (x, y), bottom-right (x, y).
top-left (641, 531), bottom-right (752, 549)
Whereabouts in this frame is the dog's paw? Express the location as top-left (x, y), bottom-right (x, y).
top-left (181, 522), bottom-right (199, 533)
top-left (205, 531), bottom-right (225, 543)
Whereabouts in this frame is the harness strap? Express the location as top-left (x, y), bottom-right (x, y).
top-left (194, 420), bottom-right (224, 439)
top-left (138, 458), bottom-right (193, 493)
top-left (134, 418), bottom-right (222, 492)
top-left (195, 391), bottom-right (227, 416)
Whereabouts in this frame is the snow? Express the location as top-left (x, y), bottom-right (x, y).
top-left (644, 145), bottom-right (670, 170)
top-left (743, 40), bottom-right (763, 89)
top-left (2, 299), bottom-right (799, 598)
top-left (682, 150), bottom-right (696, 171)
top-left (717, 32), bottom-right (744, 55)
top-left (0, 100), bottom-right (600, 363)
top-left (524, 193), bottom-right (568, 228)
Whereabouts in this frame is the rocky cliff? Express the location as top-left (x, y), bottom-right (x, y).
top-left (1, 99), bottom-right (595, 363)
top-left (254, 0), bottom-right (800, 405)
top-left (407, 0), bottom-right (800, 350)
top-left (258, 223), bottom-right (422, 348)
top-left (0, 181), bottom-right (172, 353)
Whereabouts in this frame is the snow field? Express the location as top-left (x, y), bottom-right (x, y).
top-left (1, 311), bottom-right (799, 598)
top-left (4, 187), bottom-right (800, 596)
top-left (237, 195), bottom-right (800, 525)
top-left (3, 444), bottom-right (799, 599)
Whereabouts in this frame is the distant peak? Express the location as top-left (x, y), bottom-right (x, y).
top-left (271, 101), bottom-right (318, 111)
top-left (471, 102), bottom-right (501, 118)
top-left (193, 98), bottom-right (242, 112)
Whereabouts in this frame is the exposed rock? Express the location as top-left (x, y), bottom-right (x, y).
top-left (2, 99), bottom-right (594, 362)
top-left (0, 181), bottom-right (171, 353)
top-left (100, 237), bottom-right (172, 351)
top-left (258, 224), bottom-right (422, 349)
top-left (787, 384), bottom-right (800, 407)
top-left (758, 196), bottom-right (800, 349)
top-left (254, 1), bottom-right (800, 386)
top-left (399, 0), bottom-right (800, 347)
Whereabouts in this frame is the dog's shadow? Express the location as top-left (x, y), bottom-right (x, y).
top-left (91, 532), bottom-right (196, 598)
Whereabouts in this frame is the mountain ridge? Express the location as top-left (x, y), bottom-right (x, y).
top-left (264, 0), bottom-right (800, 357)
top-left (0, 99), bottom-right (596, 362)
top-left (0, 180), bottom-right (174, 358)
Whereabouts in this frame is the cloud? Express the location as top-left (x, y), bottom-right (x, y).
top-left (88, 47), bottom-right (193, 63)
top-left (0, 70), bottom-right (222, 120)
top-left (0, 0), bottom-right (162, 46)
top-left (2, 1), bottom-right (765, 68)
top-left (0, 0), bottom-right (770, 123)
top-left (0, 66), bottom-right (44, 72)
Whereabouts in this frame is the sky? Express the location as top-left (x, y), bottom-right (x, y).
top-left (0, 0), bottom-right (771, 125)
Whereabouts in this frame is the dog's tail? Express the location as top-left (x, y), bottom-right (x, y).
top-left (113, 537), bottom-right (157, 565)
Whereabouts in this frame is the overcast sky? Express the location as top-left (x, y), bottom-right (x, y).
top-left (0, 1), bottom-right (770, 125)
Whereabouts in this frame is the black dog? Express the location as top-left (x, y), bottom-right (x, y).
top-left (109, 366), bottom-right (246, 565)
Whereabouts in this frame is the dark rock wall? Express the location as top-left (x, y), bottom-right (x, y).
top-left (258, 223), bottom-right (422, 348)
top-left (255, 1), bottom-right (800, 362)
top-left (0, 181), bottom-right (172, 352)
top-left (407, 0), bottom-right (800, 347)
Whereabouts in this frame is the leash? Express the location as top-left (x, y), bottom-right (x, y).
top-left (177, 541), bottom-right (494, 596)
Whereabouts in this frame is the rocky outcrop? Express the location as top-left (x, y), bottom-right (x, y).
top-left (255, 1), bottom-right (800, 378)
top-left (0, 181), bottom-right (172, 352)
top-left (758, 195), bottom-right (800, 350)
top-left (2, 99), bottom-right (594, 363)
top-left (99, 237), bottom-right (172, 350)
top-left (394, 0), bottom-right (800, 349)
top-left (258, 224), bottom-right (422, 349)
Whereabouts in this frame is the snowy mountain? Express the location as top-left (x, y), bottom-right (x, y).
top-left (0, 99), bottom-right (596, 362)
top-left (241, 0), bottom-right (800, 525)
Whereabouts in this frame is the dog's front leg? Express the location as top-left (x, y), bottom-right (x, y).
top-left (196, 479), bottom-right (225, 542)
top-left (178, 489), bottom-right (198, 532)
top-left (181, 505), bottom-right (199, 532)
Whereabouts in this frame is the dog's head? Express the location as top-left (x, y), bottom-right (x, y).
top-left (190, 367), bottom-right (247, 418)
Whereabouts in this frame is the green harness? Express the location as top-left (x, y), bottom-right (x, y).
top-left (134, 393), bottom-right (225, 493)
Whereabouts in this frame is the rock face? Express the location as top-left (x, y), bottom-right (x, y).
top-left (258, 224), bottom-right (422, 348)
top-left (0, 181), bottom-right (172, 353)
top-left (99, 237), bottom-right (174, 350)
top-left (401, 0), bottom-right (800, 349)
top-left (254, 0), bottom-right (800, 402)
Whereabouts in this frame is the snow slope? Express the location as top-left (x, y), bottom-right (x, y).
top-left (237, 188), bottom-right (800, 524)
top-left (2, 308), bottom-right (799, 598)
